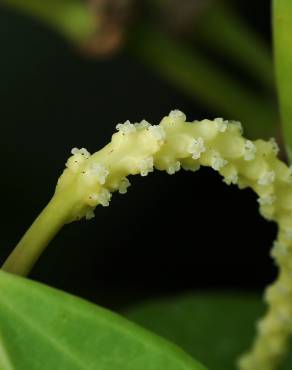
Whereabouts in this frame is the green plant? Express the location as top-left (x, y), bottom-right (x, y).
top-left (1, 1), bottom-right (292, 369)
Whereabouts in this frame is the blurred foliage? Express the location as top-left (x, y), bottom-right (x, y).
top-left (273, 0), bottom-right (292, 162)
top-left (0, 2), bottom-right (290, 369)
top-left (125, 293), bottom-right (292, 370)
top-left (0, 0), bottom-right (95, 42)
top-left (0, 0), bottom-right (279, 141)
top-left (128, 22), bottom-right (277, 139)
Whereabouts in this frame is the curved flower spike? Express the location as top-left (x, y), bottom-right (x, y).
top-left (2, 110), bottom-right (292, 370)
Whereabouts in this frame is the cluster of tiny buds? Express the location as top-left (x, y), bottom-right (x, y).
top-left (138, 157), bottom-right (154, 177)
top-left (257, 194), bottom-right (276, 206)
top-left (116, 120), bottom-right (165, 142)
top-left (187, 137), bottom-right (206, 160)
top-left (210, 151), bottom-right (228, 171)
top-left (269, 137), bottom-right (280, 155)
top-left (65, 111), bottom-right (285, 224)
top-left (223, 168), bottom-right (239, 185)
top-left (214, 117), bottom-right (228, 132)
top-left (244, 140), bottom-right (257, 161)
top-left (64, 111), bottom-right (292, 370)
top-left (118, 178), bottom-right (131, 194)
top-left (71, 147), bottom-right (90, 159)
top-left (116, 120), bottom-right (136, 134)
top-left (258, 171), bottom-right (275, 186)
top-left (85, 178), bottom-right (131, 219)
top-left (266, 283), bottom-right (292, 302)
top-left (87, 163), bottom-right (109, 185)
top-left (166, 161), bottom-right (181, 175)
top-left (270, 241), bottom-right (288, 258)
top-left (168, 109), bottom-right (186, 122)
top-left (85, 188), bottom-right (112, 219)
top-left (283, 228), bottom-right (292, 240)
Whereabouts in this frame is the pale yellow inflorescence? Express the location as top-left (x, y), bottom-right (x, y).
top-left (57, 110), bottom-right (292, 370)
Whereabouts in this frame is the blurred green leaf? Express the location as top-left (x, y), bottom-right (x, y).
top-left (151, 0), bottom-right (274, 89)
top-left (129, 23), bottom-right (278, 140)
top-left (0, 270), bottom-right (206, 370)
top-left (1, 0), bottom-right (278, 140)
top-left (273, 0), bottom-right (292, 161)
top-left (125, 293), bottom-right (292, 370)
top-left (0, 0), bottom-right (94, 42)
top-left (196, 3), bottom-right (274, 90)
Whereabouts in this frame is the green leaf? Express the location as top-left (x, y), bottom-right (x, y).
top-left (0, 270), bottom-right (206, 370)
top-left (273, 0), bottom-right (292, 161)
top-left (125, 293), bottom-right (292, 370)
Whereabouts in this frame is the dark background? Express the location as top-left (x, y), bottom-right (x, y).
top-left (0, 1), bottom-right (277, 309)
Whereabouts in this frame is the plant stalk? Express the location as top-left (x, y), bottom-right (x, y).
top-left (1, 193), bottom-right (72, 276)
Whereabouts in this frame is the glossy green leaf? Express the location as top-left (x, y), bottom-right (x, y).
top-left (0, 271), bottom-right (206, 370)
top-left (125, 293), bottom-right (292, 370)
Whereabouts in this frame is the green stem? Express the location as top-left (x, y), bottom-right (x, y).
top-left (129, 23), bottom-right (278, 139)
top-left (1, 193), bottom-right (71, 276)
top-left (273, 0), bottom-right (292, 161)
top-left (0, 0), bottom-right (95, 43)
top-left (196, 3), bottom-right (274, 89)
